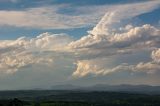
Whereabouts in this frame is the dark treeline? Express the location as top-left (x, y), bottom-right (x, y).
top-left (0, 91), bottom-right (160, 106)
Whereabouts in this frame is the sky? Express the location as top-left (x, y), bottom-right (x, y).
top-left (0, 0), bottom-right (160, 90)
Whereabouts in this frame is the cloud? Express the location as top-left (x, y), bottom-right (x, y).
top-left (0, 33), bottom-right (73, 74)
top-left (109, 24), bottom-right (160, 48)
top-left (69, 1), bottom-right (160, 49)
top-left (73, 55), bottom-right (160, 78)
top-left (71, 23), bottom-right (160, 77)
top-left (0, 5), bottom-right (107, 29)
top-left (70, 24), bottom-right (160, 49)
top-left (72, 60), bottom-right (108, 77)
top-left (1, 1), bottom-right (158, 29)
top-left (152, 48), bottom-right (160, 63)
top-left (0, 51), bottom-right (53, 74)
top-left (70, 1), bottom-right (160, 77)
top-left (0, 0), bottom-right (160, 88)
top-left (89, 0), bottom-right (160, 37)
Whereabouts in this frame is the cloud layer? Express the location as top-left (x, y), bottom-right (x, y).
top-left (0, 5), bottom-right (107, 29)
top-left (0, 33), bottom-right (73, 74)
top-left (0, 0), bottom-right (158, 30)
top-left (0, 1), bottom-right (160, 88)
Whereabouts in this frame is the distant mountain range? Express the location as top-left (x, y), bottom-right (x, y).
top-left (51, 84), bottom-right (160, 94)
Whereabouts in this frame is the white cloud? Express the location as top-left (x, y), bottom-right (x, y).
top-left (71, 23), bottom-right (160, 77)
top-left (69, 0), bottom-right (160, 49)
top-left (134, 62), bottom-right (160, 74)
top-left (0, 33), bottom-right (73, 74)
top-left (73, 59), bottom-right (160, 78)
top-left (152, 48), bottom-right (160, 63)
top-left (70, 1), bottom-right (160, 77)
top-left (0, 1), bottom-right (160, 81)
top-left (109, 24), bottom-right (160, 48)
top-left (0, 51), bottom-right (53, 74)
top-left (72, 60), bottom-right (108, 77)
top-left (0, 1), bottom-right (159, 29)
top-left (89, 0), bottom-right (160, 37)
top-left (0, 5), bottom-right (106, 29)
top-left (69, 24), bottom-right (160, 49)
top-left (0, 32), bottom-right (73, 51)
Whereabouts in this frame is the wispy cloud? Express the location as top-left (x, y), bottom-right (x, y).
top-left (0, 4), bottom-right (108, 29)
top-left (0, 1), bottom-right (158, 30)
